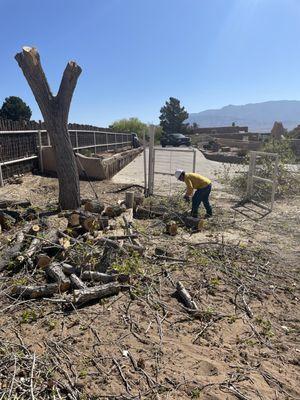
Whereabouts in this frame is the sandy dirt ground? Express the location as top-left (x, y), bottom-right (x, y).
top-left (0, 163), bottom-right (299, 399)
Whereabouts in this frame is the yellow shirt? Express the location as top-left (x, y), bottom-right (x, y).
top-left (184, 173), bottom-right (211, 196)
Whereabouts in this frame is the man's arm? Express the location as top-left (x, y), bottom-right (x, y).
top-left (185, 176), bottom-right (194, 197)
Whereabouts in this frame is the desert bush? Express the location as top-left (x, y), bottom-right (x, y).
top-left (220, 139), bottom-right (300, 200)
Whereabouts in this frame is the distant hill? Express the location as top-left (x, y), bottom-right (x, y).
top-left (187, 101), bottom-right (300, 132)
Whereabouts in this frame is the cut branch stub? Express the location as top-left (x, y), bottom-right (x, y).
top-left (15, 46), bottom-right (82, 210)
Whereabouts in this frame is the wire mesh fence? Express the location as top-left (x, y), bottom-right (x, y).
top-left (0, 129), bottom-right (132, 184)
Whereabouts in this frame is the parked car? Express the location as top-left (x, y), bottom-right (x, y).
top-left (132, 133), bottom-right (141, 148)
top-left (160, 133), bottom-right (191, 147)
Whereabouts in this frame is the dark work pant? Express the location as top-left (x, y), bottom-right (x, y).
top-left (192, 184), bottom-right (212, 217)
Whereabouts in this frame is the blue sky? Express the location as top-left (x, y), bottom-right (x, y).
top-left (1, 0), bottom-right (300, 126)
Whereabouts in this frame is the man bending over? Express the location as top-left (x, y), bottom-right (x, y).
top-left (175, 169), bottom-right (212, 218)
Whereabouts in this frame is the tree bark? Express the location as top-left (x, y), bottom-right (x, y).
top-left (15, 46), bottom-right (82, 210)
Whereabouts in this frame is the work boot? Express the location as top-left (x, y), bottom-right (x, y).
top-left (204, 213), bottom-right (212, 219)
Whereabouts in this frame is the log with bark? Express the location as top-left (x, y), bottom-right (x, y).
top-left (0, 224), bottom-right (32, 271)
top-left (70, 274), bottom-right (86, 289)
top-left (175, 281), bottom-right (198, 310)
top-left (166, 221), bottom-right (178, 236)
top-left (0, 211), bottom-right (16, 230)
top-left (81, 271), bottom-right (129, 284)
top-left (0, 199), bottom-right (31, 209)
top-left (73, 282), bottom-right (124, 305)
top-left (12, 283), bottom-right (59, 299)
top-left (125, 192), bottom-right (134, 209)
top-left (104, 204), bottom-right (126, 218)
top-left (15, 46), bottom-right (82, 210)
top-left (84, 200), bottom-right (104, 214)
top-left (45, 262), bottom-right (70, 291)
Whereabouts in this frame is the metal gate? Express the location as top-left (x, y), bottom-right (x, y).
top-left (148, 146), bottom-right (196, 195)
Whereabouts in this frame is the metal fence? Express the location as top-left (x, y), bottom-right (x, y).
top-left (0, 129), bottom-right (132, 185)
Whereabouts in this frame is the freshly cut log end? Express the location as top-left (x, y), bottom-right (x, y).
top-left (36, 254), bottom-right (51, 269)
top-left (84, 200), bottom-right (104, 214)
top-left (176, 281), bottom-right (198, 310)
top-left (68, 212), bottom-right (80, 227)
top-left (184, 216), bottom-right (204, 231)
top-left (166, 221), bottom-right (178, 236)
top-left (45, 262), bottom-right (70, 292)
top-left (74, 282), bottom-right (123, 305)
top-left (12, 283), bottom-right (59, 299)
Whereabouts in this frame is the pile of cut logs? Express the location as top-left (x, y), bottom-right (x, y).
top-left (0, 191), bottom-right (203, 308)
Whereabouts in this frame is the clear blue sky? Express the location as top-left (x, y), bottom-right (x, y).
top-left (1, 0), bottom-right (300, 126)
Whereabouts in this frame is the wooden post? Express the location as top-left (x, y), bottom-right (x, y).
top-left (125, 191), bottom-right (134, 208)
top-left (246, 151), bottom-right (256, 200)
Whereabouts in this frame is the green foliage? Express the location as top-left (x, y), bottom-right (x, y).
top-left (111, 252), bottom-right (143, 275)
top-left (21, 309), bottom-right (37, 324)
top-left (0, 96), bottom-right (32, 121)
top-left (159, 97), bottom-right (189, 134)
top-left (109, 117), bottom-right (147, 139)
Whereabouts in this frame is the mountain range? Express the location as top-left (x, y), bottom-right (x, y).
top-left (187, 100), bottom-right (300, 132)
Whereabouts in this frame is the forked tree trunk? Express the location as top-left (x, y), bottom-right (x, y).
top-left (15, 46), bottom-right (82, 210)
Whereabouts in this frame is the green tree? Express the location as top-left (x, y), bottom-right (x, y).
top-left (109, 117), bottom-right (147, 138)
top-left (159, 97), bottom-right (189, 134)
top-left (0, 96), bottom-right (32, 121)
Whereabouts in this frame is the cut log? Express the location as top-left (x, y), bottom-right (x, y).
top-left (0, 230), bottom-right (27, 271)
top-left (36, 254), bottom-right (51, 269)
top-left (68, 212), bottom-right (80, 227)
top-left (25, 238), bottom-right (41, 258)
top-left (133, 193), bottom-right (144, 208)
top-left (0, 211), bottom-right (16, 230)
top-left (166, 221), bottom-right (178, 236)
top-left (176, 281), bottom-right (198, 310)
top-left (84, 200), bottom-right (104, 214)
top-left (73, 282), bottom-right (123, 305)
top-left (125, 192), bottom-right (134, 209)
top-left (45, 262), bottom-right (70, 291)
top-left (82, 271), bottom-right (129, 283)
top-left (79, 212), bottom-right (99, 232)
top-left (29, 224), bottom-right (40, 235)
top-left (134, 206), bottom-right (164, 219)
top-left (0, 209), bottom-right (22, 221)
top-left (184, 216), bottom-right (204, 231)
top-left (0, 199), bottom-right (31, 209)
top-left (12, 283), bottom-right (59, 298)
top-left (61, 263), bottom-right (79, 275)
top-left (70, 274), bottom-right (86, 289)
top-left (104, 204), bottom-right (126, 218)
top-left (81, 271), bottom-right (116, 283)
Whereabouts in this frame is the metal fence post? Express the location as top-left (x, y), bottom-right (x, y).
top-left (192, 149), bottom-right (196, 172)
top-left (143, 130), bottom-right (147, 194)
top-left (75, 131), bottom-right (79, 150)
top-left (148, 125), bottom-right (155, 195)
top-left (94, 131), bottom-right (97, 154)
top-left (38, 130), bottom-right (44, 174)
top-left (0, 164), bottom-right (3, 187)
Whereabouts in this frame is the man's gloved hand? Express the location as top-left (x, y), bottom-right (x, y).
top-left (183, 194), bottom-right (190, 203)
